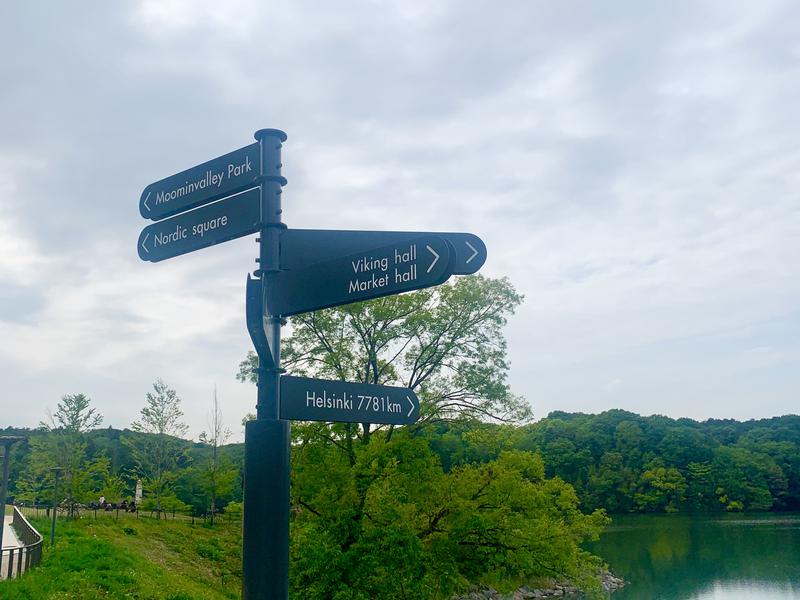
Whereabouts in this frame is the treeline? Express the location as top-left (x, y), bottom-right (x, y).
top-left (2, 384), bottom-right (241, 522)
top-left (425, 410), bottom-right (800, 513)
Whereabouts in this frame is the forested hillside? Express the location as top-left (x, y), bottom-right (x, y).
top-left (5, 409), bottom-right (798, 519)
top-left (425, 411), bottom-right (800, 513)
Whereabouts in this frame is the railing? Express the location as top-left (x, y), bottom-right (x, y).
top-left (0, 506), bottom-right (43, 580)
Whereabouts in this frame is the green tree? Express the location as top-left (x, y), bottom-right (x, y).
top-left (585, 452), bottom-right (637, 512)
top-left (240, 277), bottom-right (611, 596)
top-left (685, 461), bottom-right (715, 511)
top-left (291, 432), bottom-right (608, 599)
top-left (125, 379), bottom-right (190, 518)
top-left (197, 389), bottom-right (237, 525)
top-left (45, 393), bottom-right (103, 433)
top-left (19, 394), bottom-right (107, 515)
top-left (239, 276), bottom-right (529, 433)
top-left (634, 465), bottom-right (687, 512)
top-left (712, 446), bottom-right (785, 511)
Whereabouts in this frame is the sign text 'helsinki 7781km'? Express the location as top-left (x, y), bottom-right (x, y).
top-left (136, 130), bottom-right (487, 600)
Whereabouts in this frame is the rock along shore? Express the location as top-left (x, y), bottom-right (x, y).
top-left (454, 571), bottom-right (625, 599)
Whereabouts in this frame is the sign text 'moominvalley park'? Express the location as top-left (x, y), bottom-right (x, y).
top-left (280, 376), bottom-right (420, 424)
top-left (140, 143), bottom-right (260, 221)
top-left (138, 187), bottom-right (260, 262)
top-left (266, 235), bottom-right (454, 316)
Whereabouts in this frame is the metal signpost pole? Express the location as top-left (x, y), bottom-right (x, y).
top-left (241, 129), bottom-right (290, 600)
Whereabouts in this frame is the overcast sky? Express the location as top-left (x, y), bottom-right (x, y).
top-left (1, 1), bottom-right (798, 441)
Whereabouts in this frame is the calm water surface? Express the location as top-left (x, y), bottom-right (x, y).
top-left (584, 513), bottom-right (800, 600)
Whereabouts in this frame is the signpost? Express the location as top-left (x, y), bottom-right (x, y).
top-left (140, 143), bottom-right (260, 221)
top-left (136, 129), bottom-right (487, 600)
top-left (280, 376), bottom-right (419, 424)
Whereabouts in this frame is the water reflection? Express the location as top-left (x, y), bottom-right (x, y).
top-left (585, 514), bottom-right (800, 600)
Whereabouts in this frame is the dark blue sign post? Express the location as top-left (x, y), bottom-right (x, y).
top-left (137, 129), bottom-right (488, 600)
top-left (241, 130), bottom-right (289, 600)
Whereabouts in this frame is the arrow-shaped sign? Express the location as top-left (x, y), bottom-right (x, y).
top-left (137, 187), bottom-right (261, 262)
top-left (266, 235), bottom-right (454, 317)
top-left (140, 143), bottom-right (261, 221)
top-left (279, 229), bottom-right (486, 275)
top-left (280, 375), bottom-right (420, 425)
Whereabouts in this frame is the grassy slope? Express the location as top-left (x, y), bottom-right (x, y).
top-left (1, 515), bottom-right (242, 600)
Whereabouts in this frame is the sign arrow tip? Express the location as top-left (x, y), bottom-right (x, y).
top-left (406, 395), bottom-right (415, 418)
top-left (465, 240), bottom-right (478, 264)
top-left (140, 233), bottom-right (150, 254)
top-left (426, 245), bottom-right (440, 273)
top-left (143, 191), bottom-right (152, 212)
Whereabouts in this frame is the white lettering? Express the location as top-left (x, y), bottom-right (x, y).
top-left (191, 215), bottom-right (228, 238)
top-left (351, 255), bottom-right (389, 274)
top-left (348, 273), bottom-right (389, 293)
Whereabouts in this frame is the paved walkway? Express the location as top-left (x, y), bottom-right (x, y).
top-left (0, 516), bottom-right (22, 579)
top-left (2, 515), bottom-right (22, 549)
top-left (1, 515), bottom-right (24, 579)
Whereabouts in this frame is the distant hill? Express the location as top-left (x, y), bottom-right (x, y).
top-left (423, 411), bottom-right (800, 513)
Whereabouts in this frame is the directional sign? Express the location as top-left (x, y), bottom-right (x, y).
top-left (280, 229), bottom-right (486, 275)
top-left (140, 143), bottom-right (260, 221)
top-left (280, 375), bottom-right (420, 424)
top-left (266, 235), bottom-right (453, 316)
top-left (138, 187), bottom-right (260, 262)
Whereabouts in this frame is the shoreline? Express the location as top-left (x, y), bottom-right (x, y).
top-left (454, 571), bottom-right (625, 599)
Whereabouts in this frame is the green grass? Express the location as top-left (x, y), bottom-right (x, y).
top-left (0, 516), bottom-right (243, 599)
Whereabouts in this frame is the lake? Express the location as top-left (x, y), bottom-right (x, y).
top-left (584, 513), bottom-right (800, 600)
